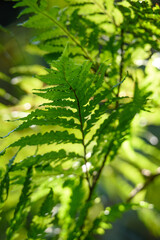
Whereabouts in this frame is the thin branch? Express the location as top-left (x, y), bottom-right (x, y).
top-left (126, 171), bottom-right (160, 202)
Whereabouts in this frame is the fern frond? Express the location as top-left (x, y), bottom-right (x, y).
top-left (13, 0), bottom-right (98, 64)
top-left (0, 151), bottom-right (19, 204)
top-left (68, 2), bottom-right (102, 15)
top-left (3, 48), bottom-right (148, 185)
top-left (32, 28), bottom-right (64, 42)
top-left (34, 87), bottom-right (76, 101)
top-left (89, 83), bottom-right (150, 164)
top-left (27, 188), bottom-right (54, 240)
top-left (6, 167), bottom-right (32, 240)
top-left (0, 1), bottom-right (158, 239)
top-left (11, 150), bottom-right (82, 171)
top-left (10, 130), bottom-right (81, 148)
top-left (59, 179), bottom-right (86, 239)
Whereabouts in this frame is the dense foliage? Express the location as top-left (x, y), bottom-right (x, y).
top-left (0, 0), bottom-right (160, 239)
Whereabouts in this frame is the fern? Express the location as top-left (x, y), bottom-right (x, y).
top-left (1, 48), bottom-right (150, 239)
top-left (2, 48), bottom-right (147, 175)
top-left (12, 0), bottom-right (94, 63)
top-left (12, 0), bottom-right (160, 65)
top-left (0, 0), bottom-right (158, 239)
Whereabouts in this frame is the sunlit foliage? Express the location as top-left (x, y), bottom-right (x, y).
top-left (0, 0), bottom-right (160, 239)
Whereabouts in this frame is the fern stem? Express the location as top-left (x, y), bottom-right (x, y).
top-left (88, 139), bottom-right (114, 201)
top-left (74, 91), bottom-right (92, 190)
top-left (116, 28), bottom-right (124, 108)
top-left (61, 65), bottom-right (91, 190)
top-left (78, 139), bottom-right (114, 240)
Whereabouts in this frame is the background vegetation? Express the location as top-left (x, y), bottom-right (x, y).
top-left (0, 0), bottom-right (160, 239)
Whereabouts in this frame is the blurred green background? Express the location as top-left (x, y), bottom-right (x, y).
top-left (0, 0), bottom-right (160, 240)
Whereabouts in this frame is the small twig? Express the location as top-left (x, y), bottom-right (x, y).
top-left (126, 171), bottom-right (160, 202)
